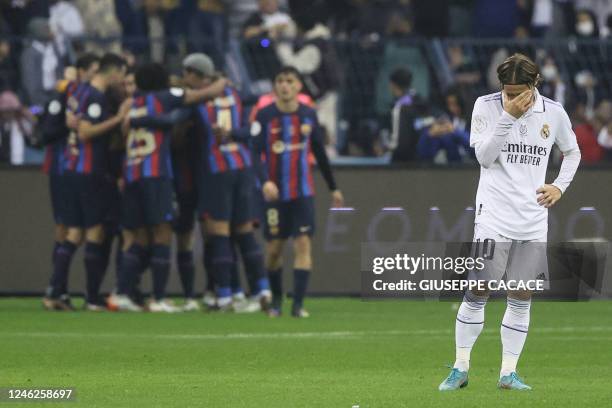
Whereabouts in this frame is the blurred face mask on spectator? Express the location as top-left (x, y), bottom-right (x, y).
top-left (274, 73), bottom-right (302, 102)
top-left (576, 13), bottom-right (595, 36)
top-left (541, 64), bottom-right (558, 81)
top-left (575, 71), bottom-right (595, 88)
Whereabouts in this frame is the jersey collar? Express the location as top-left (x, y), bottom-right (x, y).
top-left (530, 88), bottom-right (545, 113)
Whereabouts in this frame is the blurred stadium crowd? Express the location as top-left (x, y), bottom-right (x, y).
top-left (1, 0), bottom-right (612, 165)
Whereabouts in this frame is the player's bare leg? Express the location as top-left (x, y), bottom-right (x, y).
top-left (83, 224), bottom-right (107, 310)
top-left (266, 239), bottom-right (285, 316)
top-left (498, 289), bottom-right (532, 390)
top-left (291, 234), bottom-right (312, 318)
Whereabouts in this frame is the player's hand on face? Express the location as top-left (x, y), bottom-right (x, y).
top-left (262, 181), bottom-right (279, 202)
top-left (503, 89), bottom-right (534, 119)
top-left (331, 190), bottom-right (344, 208)
top-left (536, 184), bottom-right (562, 208)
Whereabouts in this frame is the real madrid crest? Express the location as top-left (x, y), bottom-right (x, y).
top-left (540, 124), bottom-right (550, 139)
top-left (519, 122), bottom-right (528, 137)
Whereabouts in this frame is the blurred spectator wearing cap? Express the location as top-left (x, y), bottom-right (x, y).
top-left (20, 18), bottom-right (64, 106)
top-left (0, 91), bottom-right (35, 165)
top-left (276, 8), bottom-right (341, 156)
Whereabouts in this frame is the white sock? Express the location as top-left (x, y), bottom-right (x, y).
top-left (500, 297), bottom-right (531, 377)
top-left (453, 291), bottom-right (487, 372)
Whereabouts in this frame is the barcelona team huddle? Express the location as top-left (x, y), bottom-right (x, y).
top-left (40, 51), bottom-right (344, 317)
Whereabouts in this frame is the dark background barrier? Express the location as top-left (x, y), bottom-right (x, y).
top-left (1, 167), bottom-right (610, 296)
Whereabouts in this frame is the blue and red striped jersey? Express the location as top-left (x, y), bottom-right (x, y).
top-left (252, 103), bottom-right (322, 201)
top-left (124, 88), bottom-right (186, 183)
top-left (193, 86), bottom-right (251, 174)
top-left (42, 82), bottom-right (87, 175)
top-left (64, 83), bottom-right (110, 175)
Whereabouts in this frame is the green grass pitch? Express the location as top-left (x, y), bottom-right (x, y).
top-left (1, 298), bottom-right (611, 407)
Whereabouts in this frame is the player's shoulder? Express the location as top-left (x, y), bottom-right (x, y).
top-left (541, 95), bottom-right (565, 114)
top-left (476, 91), bottom-right (502, 105)
top-left (256, 102), bottom-right (278, 119)
top-left (298, 103), bottom-right (317, 117)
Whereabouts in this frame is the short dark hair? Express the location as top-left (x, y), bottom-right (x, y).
top-left (389, 67), bottom-right (412, 90)
top-left (135, 63), bottom-right (169, 92)
top-left (274, 66), bottom-right (302, 82)
top-left (98, 53), bottom-right (126, 73)
top-left (75, 53), bottom-right (99, 71)
top-left (497, 53), bottom-right (540, 87)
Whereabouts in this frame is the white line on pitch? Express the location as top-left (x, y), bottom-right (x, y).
top-left (2, 326), bottom-right (612, 341)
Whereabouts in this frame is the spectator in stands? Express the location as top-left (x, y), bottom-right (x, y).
top-left (0, 0), bottom-right (49, 37)
top-left (387, 67), bottom-right (422, 163)
top-left (593, 101), bottom-right (612, 158)
top-left (573, 100), bottom-right (611, 163)
top-left (241, 0), bottom-right (294, 79)
top-left (447, 45), bottom-right (481, 102)
top-left (0, 91), bottom-right (35, 165)
top-left (188, 0), bottom-right (227, 68)
top-left (416, 89), bottom-right (472, 164)
top-left (0, 36), bottom-right (18, 92)
top-left (539, 56), bottom-right (567, 106)
top-left (225, 0), bottom-right (260, 39)
top-left (74, 0), bottom-right (122, 54)
top-left (574, 9), bottom-right (599, 38)
top-left (20, 18), bottom-right (63, 106)
top-left (573, 70), bottom-right (601, 121)
top-left (49, 0), bottom-right (84, 56)
top-left (243, 0), bottom-right (295, 41)
top-left (575, 0), bottom-right (612, 37)
top-left (530, 0), bottom-right (554, 37)
top-left (276, 11), bottom-right (341, 156)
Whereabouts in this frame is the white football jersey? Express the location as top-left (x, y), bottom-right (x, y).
top-left (470, 89), bottom-right (579, 240)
